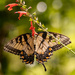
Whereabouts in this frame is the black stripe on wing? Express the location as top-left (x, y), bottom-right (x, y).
top-left (48, 32), bottom-right (71, 51)
top-left (37, 32), bottom-right (71, 51)
top-left (4, 45), bottom-right (21, 55)
top-left (20, 50), bottom-right (34, 64)
top-left (4, 33), bottom-right (32, 55)
top-left (35, 46), bottom-right (53, 63)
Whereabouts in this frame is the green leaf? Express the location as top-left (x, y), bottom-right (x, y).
top-left (29, 18), bottom-right (33, 21)
top-left (34, 17), bottom-right (36, 20)
top-left (58, 41), bottom-right (61, 44)
top-left (36, 20), bottom-right (39, 24)
top-left (38, 28), bottom-right (42, 31)
top-left (20, 0), bottom-right (22, 4)
top-left (22, 5), bottom-right (27, 9)
top-left (33, 12), bottom-right (36, 15)
top-left (42, 24), bottom-right (45, 28)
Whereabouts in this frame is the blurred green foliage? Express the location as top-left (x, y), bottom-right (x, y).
top-left (0, 0), bottom-right (75, 75)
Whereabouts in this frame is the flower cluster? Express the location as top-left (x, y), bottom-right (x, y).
top-left (5, 3), bottom-right (18, 11)
top-left (29, 21), bottom-right (37, 36)
top-left (15, 11), bottom-right (27, 20)
top-left (16, 0), bottom-right (19, 2)
top-left (5, 1), bottom-right (38, 36)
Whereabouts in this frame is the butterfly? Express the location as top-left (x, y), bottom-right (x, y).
top-left (4, 32), bottom-right (71, 71)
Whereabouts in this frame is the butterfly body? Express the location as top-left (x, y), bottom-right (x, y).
top-left (4, 32), bottom-right (71, 71)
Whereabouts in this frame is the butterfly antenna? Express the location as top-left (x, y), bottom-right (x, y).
top-left (42, 63), bottom-right (47, 71)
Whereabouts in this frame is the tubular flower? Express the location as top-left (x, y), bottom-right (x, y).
top-left (29, 21), bottom-right (38, 36)
top-left (16, 0), bottom-right (19, 2)
top-left (5, 3), bottom-right (18, 11)
top-left (15, 11), bottom-right (27, 20)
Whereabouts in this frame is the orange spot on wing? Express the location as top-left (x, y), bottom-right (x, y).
top-left (30, 62), bottom-right (32, 64)
top-left (24, 60), bottom-right (26, 62)
top-left (26, 61), bottom-right (29, 64)
top-left (49, 52), bottom-right (51, 55)
top-left (22, 56), bottom-right (24, 58)
top-left (39, 61), bottom-right (42, 63)
top-left (43, 59), bottom-right (46, 61)
top-left (46, 57), bottom-right (49, 59)
top-left (49, 48), bottom-right (52, 51)
top-left (21, 51), bottom-right (23, 54)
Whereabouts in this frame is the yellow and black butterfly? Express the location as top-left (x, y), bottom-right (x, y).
top-left (4, 32), bottom-right (71, 71)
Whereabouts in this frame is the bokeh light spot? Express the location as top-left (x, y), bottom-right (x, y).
top-left (37, 2), bottom-right (47, 12)
top-left (52, 0), bottom-right (63, 10)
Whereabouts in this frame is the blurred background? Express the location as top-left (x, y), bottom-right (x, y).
top-left (0, 0), bottom-right (75, 75)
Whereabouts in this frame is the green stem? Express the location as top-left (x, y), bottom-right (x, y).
top-left (20, 0), bottom-right (22, 4)
top-left (48, 32), bottom-right (75, 54)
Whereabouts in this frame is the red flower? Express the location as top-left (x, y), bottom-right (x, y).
top-left (5, 3), bottom-right (18, 11)
top-left (15, 11), bottom-right (27, 20)
top-left (29, 21), bottom-right (37, 36)
top-left (16, 0), bottom-right (19, 2)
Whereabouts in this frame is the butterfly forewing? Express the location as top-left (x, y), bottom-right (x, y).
top-left (4, 33), bottom-right (34, 64)
top-left (47, 32), bottom-right (71, 51)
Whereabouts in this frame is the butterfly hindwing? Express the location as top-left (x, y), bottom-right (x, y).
top-left (4, 33), bottom-right (34, 64)
top-left (20, 50), bottom-right (34, 64)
